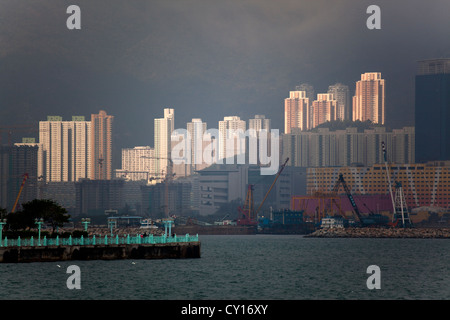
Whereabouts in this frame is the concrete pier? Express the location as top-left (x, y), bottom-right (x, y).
top-left (0, 242), bottom-right (201, 263)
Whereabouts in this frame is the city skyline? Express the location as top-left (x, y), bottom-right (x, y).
top-left (2, 1), bottom-right (450, 303)
top-left (28, 102), bottom-right (411, 183)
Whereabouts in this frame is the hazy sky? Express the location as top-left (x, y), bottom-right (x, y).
top-left (1, 0), bottom-right (450, 164)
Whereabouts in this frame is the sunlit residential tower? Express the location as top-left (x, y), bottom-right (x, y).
top-left (90, 110), bottom-right (114, 180)
top-left (187, 118), bottom-right (208, 173)
top-left (415, 58), bottom-right (450, 162)
top-left (248, 115), bottom-right (272, 165)
top-left (39, 116), bottom-right (92, 182)
top-left (39, 116), bottom-right (63, 182)
top-left (284, 91), bottom-right (311, 133)
top-left (328, 83), bottom-right (351, 121)
top-left (116, 146), bottom-right (155, 182)
top-left (352, 72), bottom-right (385, 124)
top-left (311, 94), bottom-right (337, 128)
top-left (154, 108), bottom-right (175, 182)
top-left (218, 116), bottom-right (246, 160)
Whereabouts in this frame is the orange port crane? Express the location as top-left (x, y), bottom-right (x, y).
top-left (11, 173), bottom-right (29, 213)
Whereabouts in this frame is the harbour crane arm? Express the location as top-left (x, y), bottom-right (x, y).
top-left (334, 174), bottom-right (364, 222)
top-left (381, 141), bottom-right (396, 215)
top-left (255, 158), bottom-right (289, 215)
top-left (11, 173), bottom-right (29, 213)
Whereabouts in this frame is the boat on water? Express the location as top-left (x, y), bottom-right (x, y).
top-left (320, 216), bottom-right (345, 229)
top-left (140, 218), bottom-right (158, 229)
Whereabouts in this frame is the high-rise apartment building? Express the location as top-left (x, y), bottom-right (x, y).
top-left (154, 108), bottom-right (174, 181)
top-left (415, 58), bottom-right (450, 162)
top-left (352, 72), bottom-right (385, 124)
top-left (248, 115), bottom-right (272, 166)
top-left (0, 145), bottom-right (38, 211)
top-left (186, 118), bottom-right (208, 174)
top-left (171, 118), bottom-right (209, 178)
top-left (311, 93), bottom-right (337, 128)
top-left (115, 146), bottom-right (155, 182)
top-left (218, 116), bottom-right (246, 161)
top-left (249, 115), bottom-right (271, 133)
top-left (14, 138), bottom-right (45, 182)
top-left (284, 91), bottom-right (311, 133)
top-left (39, 116), bottom-right (92, 182)
top-left (282, 126), bottom-right (414, 167)
top-left (90, 110), bottom-right (114, 180)
top-left (328, 83), bottom-right (351, 120)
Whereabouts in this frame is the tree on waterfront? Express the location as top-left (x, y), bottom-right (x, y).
top-left (7, 199), bottom-right (70, 234)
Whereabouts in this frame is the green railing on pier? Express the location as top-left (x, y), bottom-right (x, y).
top-left (0, 233), bottom-right (199, 248)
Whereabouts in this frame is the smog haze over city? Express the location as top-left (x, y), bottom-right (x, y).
top-left (1, 0), bottom-right (450, 161)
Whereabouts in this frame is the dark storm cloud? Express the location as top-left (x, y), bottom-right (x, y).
top-left (1, 0), bottom-right (450, 160)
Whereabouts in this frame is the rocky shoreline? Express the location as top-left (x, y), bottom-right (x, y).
top-left (305, 227), bottom-right (450, 238)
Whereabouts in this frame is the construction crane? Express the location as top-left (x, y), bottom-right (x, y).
top-left (381, 142), bottom-right (396, 213)
top-left (11, 173), bottom-right (29, 213)
top-left (332, 173), bottom-right (389, 227)
top-left (381, 141), bottom-right (412, 228)
top-left (237, 158), bottom-right (289, 226)
top-left (332, 174), bottom-right (364, 223)
top-left (238, 185), bottom-right (256, 225)
top-left (255, 158), bottom-right (289, 215)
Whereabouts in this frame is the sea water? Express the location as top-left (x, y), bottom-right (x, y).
top-left (1, 235), bottom-right (449, 300)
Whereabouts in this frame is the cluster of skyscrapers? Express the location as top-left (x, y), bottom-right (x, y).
top-left (117, 110), bottom-right (273, 184)
top-left (290, 61), bottom-right (450, 217)
top-left (37, 111), bottom-right (114, 182)
top-left (1, 110), bottom-right (114, 211)
top-left (284, 72), bottom-right (385, 133)
top-left (1, 60), bottom-right (450, 219)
